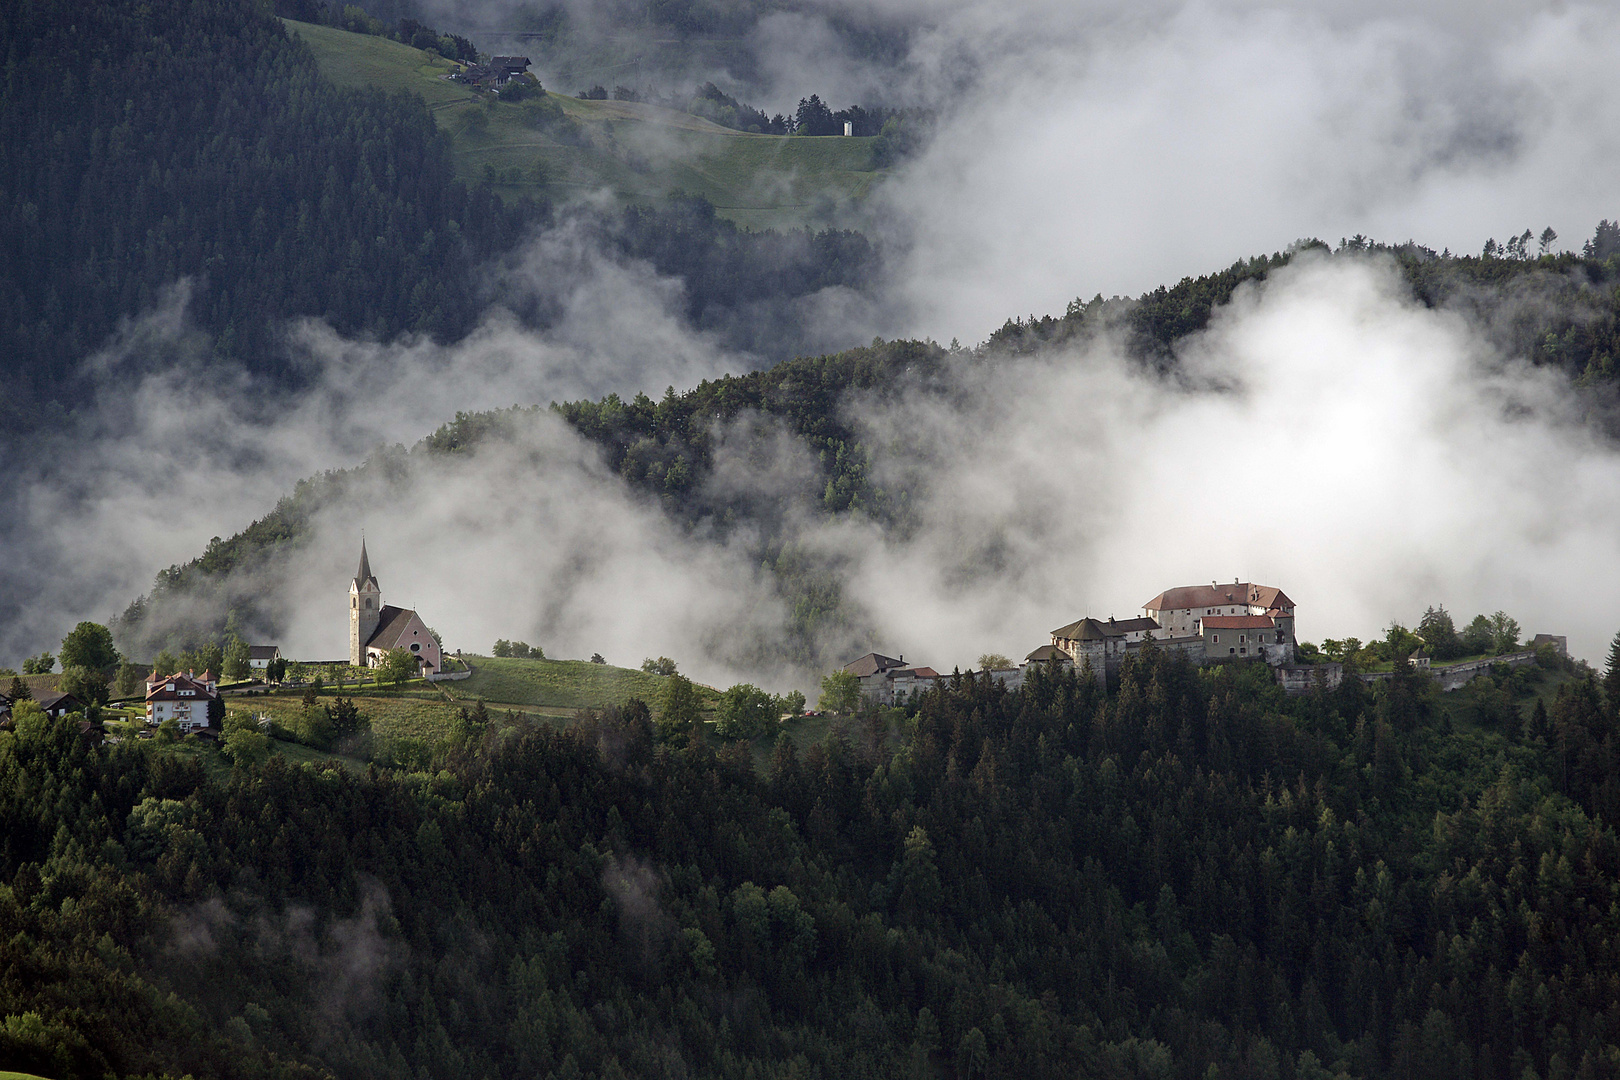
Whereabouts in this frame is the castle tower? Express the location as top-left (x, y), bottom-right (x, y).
top-left (349, 539), bottom-right (382, 666)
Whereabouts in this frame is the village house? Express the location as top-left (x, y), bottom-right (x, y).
top-left (35, 690), bottom-right (89, 719)
top-left (350, 540), bottom-right (442, 674)
top-left (454, 55), bottom-right (531, 88)
top-left (248, 645), bottom-right (281, 671)
top-left (144, 671), bottom-right (217, 734)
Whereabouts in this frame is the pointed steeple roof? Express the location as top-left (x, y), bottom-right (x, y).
top-left (355, 539), bottom-right (378, 590)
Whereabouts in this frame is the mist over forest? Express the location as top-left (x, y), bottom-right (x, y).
top-left (10, 1), bottom-right (1620, 1079)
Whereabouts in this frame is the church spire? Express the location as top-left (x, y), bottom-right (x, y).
top-left (355, 538), bottom-right (376, 589)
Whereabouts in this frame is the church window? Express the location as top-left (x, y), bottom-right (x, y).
top-left (365, 598), bottom-right (373, 609)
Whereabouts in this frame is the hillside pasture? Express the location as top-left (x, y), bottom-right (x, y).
top-left (449, 655), bottom-right (702, 715)
top-left (284, 19), bottom-right (884, 229)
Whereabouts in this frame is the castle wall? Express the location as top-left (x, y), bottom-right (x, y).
top-left (1276, 663), bottom-right (1344, 694)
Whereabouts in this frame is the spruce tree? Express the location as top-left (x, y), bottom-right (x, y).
top-left (1605, 628), bottom-right (1620, 716)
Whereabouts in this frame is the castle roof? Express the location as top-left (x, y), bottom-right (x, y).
top-left (1199, 615), bottom-right (1275, 629)
top-left (1025, 644), bottom-right (1071, 662)
top-left (1051, 617), bottom-right (1122, 641)
top-left (1144, 582), bottom-right (1294, 612)
top-left (843, 652), bottom-right (905, 677)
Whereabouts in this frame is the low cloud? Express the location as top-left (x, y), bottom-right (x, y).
top-left (812, 254), bottom-right (1620, 666)
top-left (877, 1), bottom-right (1620, 342)
top-left (12, 0), bottom-right (1620, 684)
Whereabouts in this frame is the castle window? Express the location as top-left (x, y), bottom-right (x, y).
top-left (1211, 634), bottom-right (1219, 643)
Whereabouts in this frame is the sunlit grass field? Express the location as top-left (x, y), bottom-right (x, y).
top-left (232, 688), bottom-right (461, 743)
top-left (451, 655), bottom-right (715, 715)
top-left (285, 19), bottom-right (883, 229)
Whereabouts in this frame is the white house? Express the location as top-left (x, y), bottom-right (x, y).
top-left (248, 645), bottom-right (281, 670)
top-left (145, 671), bottom-right (219, 734)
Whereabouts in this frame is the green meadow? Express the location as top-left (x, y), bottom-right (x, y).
top-left (285, 19), bottom-right (884, 229)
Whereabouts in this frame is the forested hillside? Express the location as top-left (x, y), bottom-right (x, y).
top-left (112, 231), bottom-right (1620, 663)
top-left (0, 0), bottom-right (887, 440)
top-left (4, 643), bottom-right (1619, 1078)
top-left (0, 0), bottom-right (535, 426)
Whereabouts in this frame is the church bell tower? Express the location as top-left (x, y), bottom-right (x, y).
top-left (349, 539), bottom-right (382, 666)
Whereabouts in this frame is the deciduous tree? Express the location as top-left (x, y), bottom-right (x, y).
top-left (59, 622), bottom-right (120, 673)
top-left (818, 669), bottom-right (861, 714)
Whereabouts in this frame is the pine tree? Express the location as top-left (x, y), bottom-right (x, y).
top-left (1604, 628), bottom-right (1620, 717)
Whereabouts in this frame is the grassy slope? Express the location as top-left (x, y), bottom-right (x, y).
top-left (450, 655), bottom-right (714, 715)
top-left (231, 687), bottom-right (460, 743)
top-left (285, 19), bottom-right (881, 229)
top-left (223, 656), bottom-right (708, 744)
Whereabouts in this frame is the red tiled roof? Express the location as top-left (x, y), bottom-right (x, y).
top-left (1200, 615), bottom-right (1275, 629)
top-left (145, 672), bottom-right (218, 702)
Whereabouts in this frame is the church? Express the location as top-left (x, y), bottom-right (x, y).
top-left (349, 540), bottom-right (443, 674)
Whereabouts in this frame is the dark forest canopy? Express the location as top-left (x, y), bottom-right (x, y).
top-left (0, 0), bottom-right (885, 440)
top-left (3, 641), bottom-right (1618, 1079)
top-left (0, 0), bottom-right (536, 423)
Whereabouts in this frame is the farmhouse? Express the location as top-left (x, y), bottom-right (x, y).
top-left (455, 55), bottom-right (531, 88)
top-left (248, 644), bottom-right (281, 671)
top-left (349, 540), bottom-right (442, 674)
top-left (144, 671), bottom-right (217, 734)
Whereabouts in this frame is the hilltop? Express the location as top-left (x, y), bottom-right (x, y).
top-left (107, 230), bottom-right (1620, 669)
top-left (287, 19), bottom-right (886, 230)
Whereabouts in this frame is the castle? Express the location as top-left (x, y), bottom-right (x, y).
top-left (349, 540), bottom-right (442, 674)
top-left (1030, 579), bottom-right (1308, 689)
top-left (844, 579), bottom-right (1313, 703)
top-left (1030, 579), bottom-right (1301, 686)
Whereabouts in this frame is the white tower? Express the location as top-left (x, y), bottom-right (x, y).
top-left (349, 539), bottom-right (381, 666)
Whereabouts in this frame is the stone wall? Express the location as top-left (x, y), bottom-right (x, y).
top-left (1357, 651), bottom-right (1536, 691)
